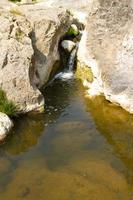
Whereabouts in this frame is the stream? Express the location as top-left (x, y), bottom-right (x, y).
top-left (0, 75), bottom-right (133, 199)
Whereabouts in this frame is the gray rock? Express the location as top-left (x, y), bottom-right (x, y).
top-left (0, 112), bottom-right (13, 141)
top-left (61, 40), bottom-right (76, 52)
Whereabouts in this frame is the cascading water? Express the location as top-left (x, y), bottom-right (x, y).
top-left (68, 44), bottom-right (78, 71)
top-left (52, 44), bottom-right (78, 81)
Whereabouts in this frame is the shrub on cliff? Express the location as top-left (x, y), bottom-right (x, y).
top-left (0, 89), bottom-right (17, 117)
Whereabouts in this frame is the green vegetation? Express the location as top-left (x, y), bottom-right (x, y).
top-left (15, 27), bottom-right (25, 42)
top-left (9, 0), bottom-right (21, 2)
top-left (10, 8), bottom-right (24, 16)
top-left (0, 89), bottom-right (17, 117)
top-left (76, 61), bottom-right (93, 83)
top-left (9, 0), bottom-right (37, 2)
top-left (66, 25), bottom-right (79, 37)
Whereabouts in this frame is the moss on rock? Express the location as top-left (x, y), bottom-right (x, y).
top-left (9, 0), bottom-right (21, 2)
top-left (10, 8), bottom-right (24, 16)
top-left (15, 27), bottom-right (25, 42)
top-left (66, 24), bottom-right (79, 37)
top-left (76, 61), bottom-right (93, 83)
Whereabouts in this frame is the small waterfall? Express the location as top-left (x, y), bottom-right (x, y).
top-left (50, 44), bottom-right (78, 82)
top-left (68, 45), bottom-right (78, 71)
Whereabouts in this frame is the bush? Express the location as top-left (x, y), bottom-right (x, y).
top-left (9, 0), bottom-right (21, 2)
top-left (9, 0), bottom-right (36, 2)
top-left (0, 89), bottom-right (18, 117)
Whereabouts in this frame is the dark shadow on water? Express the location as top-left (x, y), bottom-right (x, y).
top-left (1, 114), bottom-right (44, 156)
top-left (0, 79), bottom-right (76, 156)
top-left (1, 78), bottom-right (133, 199)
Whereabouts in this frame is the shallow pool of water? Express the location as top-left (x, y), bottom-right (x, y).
top-left (0, 78), bottom-right (133, 200)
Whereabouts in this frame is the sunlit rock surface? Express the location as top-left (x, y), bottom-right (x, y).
top-left (0, 112), bottom-right (13, 141)
top-left (1, 0), bottom-right (133, 114)
top-left (61, 40), bottom-right (76, 53)
top-left (20, 4), bottom-right (72, 87)
top-left (41, 0), bottom-right (133, 114)
top-left (79, 0), bottom-right (133, 114)
top-left (0, 6), bottom-right (44, 113)
top-left (0, 2), bottom-right (72, 113)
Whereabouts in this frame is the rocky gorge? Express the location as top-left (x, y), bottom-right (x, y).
top-left (0, 0), bottom-right (133, 139)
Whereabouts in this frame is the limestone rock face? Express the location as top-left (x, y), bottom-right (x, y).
top-left (0, 112), bottom-right (13, 141)
top-left (1, 0), bottom-right (133, 114)
top-left (78, 0), bottom-right (133, 113)
top-left (20, 5), bottom-right (72, 87)
top-left (0, 3), bottom-right (72, 113)
top-left (0, 7), bottom-right (44, 113)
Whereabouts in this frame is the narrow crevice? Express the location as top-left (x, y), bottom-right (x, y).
top-left (44, 22), bottom-right (85, 86)
top-left (28, 19), bottom-right (85, 96)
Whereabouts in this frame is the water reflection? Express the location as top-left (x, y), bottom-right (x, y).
top-left (1, 114), bottom-right (44, 156)
top-left (0, 78), bottom-right (133, 199)
top-left (84, 95), bottom-right (133, 184)
top-left (1, 79), bottom-right (75, 156)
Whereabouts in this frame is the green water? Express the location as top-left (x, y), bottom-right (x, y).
top-left (0, 78), bottom-right (133, 200)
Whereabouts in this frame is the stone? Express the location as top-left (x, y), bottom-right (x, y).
top-left (77, 0), bottom-right (133, 114)
top-left (20, 4), bottom-right (72, 87)
top-left (61, 40), bottom-right (76, 53)
top-left (1, 0), bottom-right (133, 114)
top-left (0, 112), bottom-right (13, 141)
top-left (0, 3), bottom-right (72, 113)
top-left (0, 6), bottom-right (44, 113)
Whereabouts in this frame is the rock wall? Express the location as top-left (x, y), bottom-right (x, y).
top-left (0, 7), bottom-right (44, 113)
top-left (20, 5), bottom-right (72, 88)
top-left (0, 3), bottom-right (72, 113)
top-left (1, 0), bottom-right (133, 114)
top-left (78, 0), bottom-right (133, 113)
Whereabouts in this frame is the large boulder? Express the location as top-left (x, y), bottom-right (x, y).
top-left (78, 0), bottom-right (133, 113)
top-left (0, 6), bottom-right (44, 113)
top-left (0, 3), bottom-right (72, 113)
top-left (0, 112), bottom-right (13, 141)
top-left (20, 4), bottom-right (72, 87)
